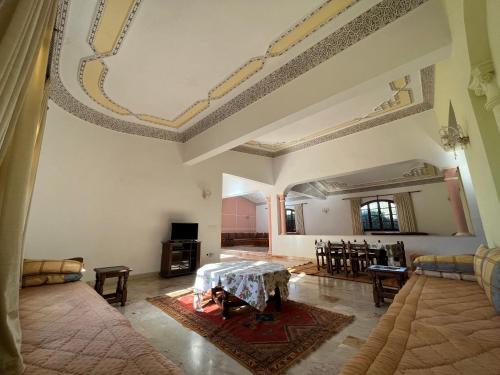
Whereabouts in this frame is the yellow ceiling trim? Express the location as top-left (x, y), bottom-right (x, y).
top-left (92, 0), bottom-right (137, 54)
top-left (267, 0), bottom-right (356, 57)
top-left (209, 58), bottom-right (265, 100)
top-left (136, 100), bottom-right (209, 128)
top-left (81, 59), bottom-right (130, 115)
top-left (136, 114), bottom-right (176, 127)
top-left (173, 100), bottom-right (210, 126)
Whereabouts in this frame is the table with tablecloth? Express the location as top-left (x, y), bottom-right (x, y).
top-left (193, 261), bottom-right (291, 312)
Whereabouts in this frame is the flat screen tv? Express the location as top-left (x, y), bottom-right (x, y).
top-left (171, 223), bottom-right (198, 241)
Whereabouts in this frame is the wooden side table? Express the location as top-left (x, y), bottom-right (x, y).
top-left (368, 265), bottom-right (408, 307)
top-left (94, 266), bottom-right (132, 306)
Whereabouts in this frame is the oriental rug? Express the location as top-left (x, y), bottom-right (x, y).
top-left (148, 292), bottom-right (353, 375)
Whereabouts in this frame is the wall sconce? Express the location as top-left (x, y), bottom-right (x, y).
top-left (202, 188), bottom-right (211, 199)
top-left (439, 125), bottom-right (470, 157)
top-left (439, 102), bottom-right (470, 158)
top-left (322, 208), bottom-right (330, 214)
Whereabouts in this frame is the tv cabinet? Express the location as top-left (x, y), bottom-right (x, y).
top-left (160, 240), bottom-right (200, 278)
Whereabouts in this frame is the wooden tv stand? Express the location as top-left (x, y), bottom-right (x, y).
top-left (160, 240), bottom-right (200, 278)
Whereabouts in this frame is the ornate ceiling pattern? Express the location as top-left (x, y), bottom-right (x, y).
top-left (49, 0), bottom-right (430, 152)
top-left (234, 65), bottom-right (434, 157)
top-left (77, 0), bottom-right (358, 130)
top-left (290, 161), bottom-right (443, 198)
top-left (241, 74), bottom-right (416, 154)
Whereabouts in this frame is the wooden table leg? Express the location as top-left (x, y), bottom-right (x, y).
top-left (96, 275), bottom-right (105, 295)
top-left (222, 291), bottom-right (230, 320)
top-left (121, 272), bottom-right (129, 306)
top-left (274, 287), bottom-right (282, 311)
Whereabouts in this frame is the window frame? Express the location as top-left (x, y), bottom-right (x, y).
top-left (360, 199), bottom-right (399, 232)
top-left (285, 208), bottom-right (296, 233)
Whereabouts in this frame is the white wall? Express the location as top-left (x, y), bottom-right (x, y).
top-left (256, 205), bottom-right (269, 233)
top-left (289, 182), bottom-right (457, 236)
top-left (24, 103), bottom-right (274, 280)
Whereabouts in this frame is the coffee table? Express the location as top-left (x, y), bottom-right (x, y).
top-left (193, 261), bottom-right (291, 319)
top-left (368, 265), bottom-right (408, 307)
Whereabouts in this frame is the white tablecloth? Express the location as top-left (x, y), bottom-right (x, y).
top-left (193, 261), bottom-right (291, 312)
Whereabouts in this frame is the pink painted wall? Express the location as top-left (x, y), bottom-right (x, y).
top-left (222, 197), bottom-right (256, 233)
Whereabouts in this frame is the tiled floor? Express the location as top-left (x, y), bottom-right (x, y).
top-left (113, 254), bottom-right (388, 375)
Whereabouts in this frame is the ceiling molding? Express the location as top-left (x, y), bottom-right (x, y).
top-left (234, 65), bottom-right (434, 157)
top-left (326, 176), bottom-right (444, 195)
top-left (49, 0), bottom-right (429, 143)
top-left (243, 74), bottom-right (416, 153)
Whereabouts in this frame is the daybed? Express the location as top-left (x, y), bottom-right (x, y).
top-left (20, 281), bottom-right (183, 374)
top-left (339, 249), bottom-right (500, 375)
top-left (221, 232), bottom-right (269, 247)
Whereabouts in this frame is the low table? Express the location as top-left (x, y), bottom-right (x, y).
top-left (193, 261), bottom-right (291, 319)
top-left (368, 265), bottom-right (408, 307)
top-left (94, 266), bottom-right (132, 306)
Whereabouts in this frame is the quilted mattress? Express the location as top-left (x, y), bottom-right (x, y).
top-left (20, 281), bottom-right (183, 374)
top-left (340, 275), bottom-right (500, 375)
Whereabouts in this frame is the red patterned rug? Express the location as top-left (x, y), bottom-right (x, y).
top-left (148, 292), bottom-right (353, 375)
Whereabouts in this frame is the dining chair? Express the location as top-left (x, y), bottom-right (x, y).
top-left (315, 239), bottom-right (327, 271)
top-left (326, 241), bottom-right (345, 274)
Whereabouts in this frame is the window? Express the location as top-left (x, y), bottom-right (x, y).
top-left (285, 208), bottom-right (296, 233)
top-left (361, 199), bottom-right (399, 231)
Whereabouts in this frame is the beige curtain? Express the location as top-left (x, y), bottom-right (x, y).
top-left (0, 1), bottom-right (56, 373)
top-left (394, 192), bottom-right (418, 232)
top-left (294, 204), bottom-right (305, 234)
top-left (350, 197), bottom-right (364, 235)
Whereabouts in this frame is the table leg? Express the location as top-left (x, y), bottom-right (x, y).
top-left (96, 275), bottom-right (106, 295)
top-left (222, 291), bottom-right (230, 320)
top-left (372, 274), bottom-right (381, 307)
top-left (122, 272), bottom-right (129, 306)
top-left (274, 287), bottom-right (282, 312)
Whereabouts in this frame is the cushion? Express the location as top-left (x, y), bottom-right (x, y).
top-left (413, 255), bottom-right (475, 281)
top-left (22, 273), bottom-right (82, 287)
top-left (23, 258), bottom-right (83, 276)
top-left (22, 259), bottom-right (84, 288)
top-left (474, 244), bottom-right (491, 288)
top-left (482, 248), bottom-right (500, 313)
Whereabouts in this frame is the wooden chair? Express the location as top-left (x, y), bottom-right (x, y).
top-left (343, 241), bottom-right (360, 277)
top-left (315, 239), bottom-right (327, 271)
top-left (385, 241), bottom-right (407, 267)
top-left (326, 241), bottom-right (345, 274)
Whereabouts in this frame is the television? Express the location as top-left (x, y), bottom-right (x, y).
top-left (171, 223), bottom-right (198, 241)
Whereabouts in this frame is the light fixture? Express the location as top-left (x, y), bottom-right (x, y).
top-left (439, 102), bottom-right (470, 158)
top-left (202, 188), bottom-right (211, 199)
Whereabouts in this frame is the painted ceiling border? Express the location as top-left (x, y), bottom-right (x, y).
top-left (233, 65), bottom-right (435, 158)
top-left (49, 0), bottom-right (428, 144)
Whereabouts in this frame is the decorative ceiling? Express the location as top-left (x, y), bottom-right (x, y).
top-left (50, 0), bottom-right (430, 152)
top-left (289, 160), bottom-right (443, 199)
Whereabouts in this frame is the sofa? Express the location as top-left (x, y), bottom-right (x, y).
top-left (19, 259), bottom-right (183, 375)
top-left (339, 247), bottom-right (500, 375)
top-left (221, 232), bottom-right (269, 247)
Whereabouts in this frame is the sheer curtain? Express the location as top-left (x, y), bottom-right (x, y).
top-left (350, 197), bottom-right (364, 235)
top-left (294, 204), bottom-right (305, 234)
top-left (393, 192), bottom-right (418, 232)
top-left (0, 1), bottom-right (56, 373)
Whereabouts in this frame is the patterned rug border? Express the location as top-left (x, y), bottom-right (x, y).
top-left (147, 293), bottom-right (354, 375)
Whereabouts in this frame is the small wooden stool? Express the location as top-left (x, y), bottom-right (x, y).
top-left (94, 266), bottom-right (132, 306)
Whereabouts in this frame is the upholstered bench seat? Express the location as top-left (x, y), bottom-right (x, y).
top-left (340, 275), bottom-right (500, 375)
top-left (20, 281), bottom-right (183, 374)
